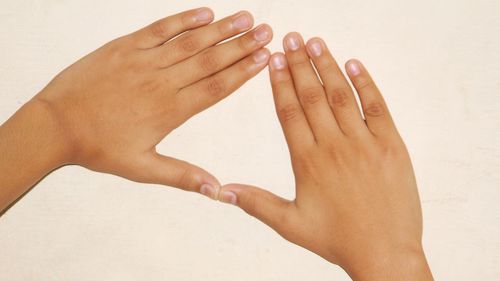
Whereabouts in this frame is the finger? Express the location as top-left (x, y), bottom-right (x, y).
top-left (149, 11), bottom-right (254, 68)
top-left (345, 59), bottom-right (397, 136)
top-left (305, 38), bottom-right (368, 137)
top-left (130, 7), bottom-right (215, 49)
top-left (219, 183), bottom-right (298, 240)
top-left (282, 33), bottom-right (339, 139)
top-left (133, 152), bottom-right (220, 193)
top-left (175, 48), bottom-right (270, 121)
top-left (269, 52), bottom-right (315, 154)
top-left (166, 24), bottom-right (272, 88)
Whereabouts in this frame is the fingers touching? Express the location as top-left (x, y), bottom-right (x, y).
top-left (220, 184), bottom-right (299, 240)
top-left (129, 11), bottom-right (399, 226)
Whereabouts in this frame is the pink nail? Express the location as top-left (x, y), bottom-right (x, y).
top-left (233, 12), bottom-right (252, 30)
top-left (194, 8), bottom-right (213, 23)
top-left (200, 184), bottom-right (216, 199)
top-left (271, 54), bottom-right (286, 70)
top-left (347, 60), bottom-right (361, 76)
top-left (220, 191), bottom-right (237, 205)
top-left (308, 40), bottom-right (322, 57)
top-left (253, 49), bottom-right (270, 64)
top-left (253, 25), bottom-right (271, 42)
top-left (285, 34), bottom-right (300, 51)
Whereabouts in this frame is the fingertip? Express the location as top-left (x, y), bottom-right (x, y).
top-left (305, 37), bottom-right (325, 58)
top-left (346, 59), bottom-right (363, 77)
top-left (306, 36), bottom-right (323, 45)
top-left (269, 52), bottom-right (288, 71)
top-left (254, 23), bottom-right (274, 41)
top-left (283, 32), bottom-right (303, 52)
top-left (198, 172), bottom-right (222, 200)
top-left (202, 174), bottom-right (222, 190)
top-left (252, 48), bottom-right (271, 67)
top-left (283, 31), bottom-right (302, 40)
top-left (241, 10), bottom-right (254, 20)
top-left (235, 10), bottom-right (255, 29)
top-left (217, 184), bottom-right (247, 206)
top-left (193, 165), bottom-right (221, 193)
top-left (193, 7), bottom-right (215, 24)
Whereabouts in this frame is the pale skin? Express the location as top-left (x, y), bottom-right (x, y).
top-left (0, 8), bottom-right (433, 281)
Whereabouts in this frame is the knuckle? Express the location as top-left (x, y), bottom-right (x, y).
top-left (294, 155), bottom-right (321, 183)
top-left (139, 79), bottom-right (162, 93)
top-left (328, 88), bottom-right (350, 107)
top-left (356, 79), bottom-right (374, 91)
top-left (382, 142), bottom-right (407, 162)
top-left (363, 102), bottom-right (385, 117)
top-left (205, 76), bottom-right (226, 97)
top-left (105, 41), bottom-right (130, 65)
top-left (216, 21), bottom-right (230, 36)
top-left (154, 50), bottom-right (174, 67)
top-left (288, 59), bottom-right (310, 69)
top-left (318, 60), bottom-right (337, 73)
top-left (177, 34), bottom-right (198, 53)
top-left (278, 104), bottom-right (302, 123)
top-left (175, 164), bottom-right (196, 189)
top-left (299, 86), bottom-right (324, 106)
top-left (272, 78), bottom-right (293, 91)
top-left (150, 21), bottom-right (169, 39)
top-left (237, 35), bottom-right (252, 51)
top-left (198, 51), bottom-right (219, 73)
top-left (237, 58), bottom-right (251, 73)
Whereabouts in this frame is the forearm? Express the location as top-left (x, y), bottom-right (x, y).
top-left (0, 98), bottom-right (71, 212)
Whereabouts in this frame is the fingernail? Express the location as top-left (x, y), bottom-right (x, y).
top-left (308, 40), bottom-right (322, 57)
top-left (285, 34), bottom-right (300, 51)
top-left (233, 12), bottom-right (252, 30)
top-left (220, 190), bottom-right (237, 205)
top-left (347, 60), bottom-right (361, 76)
top-left (200, 184), bottom-right (217, 199)
top-left (271, 54), bottom-right (286, 70)
top-left (195, 8), bottom-right (213, 22)
top-left (253, 25), bottom-right (271, 42)
top-left (253, 49), bottom-right (270, 64)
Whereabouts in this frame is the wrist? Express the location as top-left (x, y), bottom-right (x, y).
top-left (0, 97), bottom-right (75, 211)
top-left (22, 97), bottom-right (75, 167)
top-left (342, 245), bottom-right (434, 281)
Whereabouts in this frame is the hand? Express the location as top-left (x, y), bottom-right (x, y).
top-left (220, 33), bottom-right (433, 280)
top-left (35, 8), bottom-right (272, 192)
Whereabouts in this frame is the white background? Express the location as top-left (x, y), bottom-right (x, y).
top-left (1, 0), bottom-right (499, 280)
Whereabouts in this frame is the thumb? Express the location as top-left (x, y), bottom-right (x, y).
top-left (135, 152), bottom-right (220, 194)
top-left (219, 184), bottom-right (298, 236)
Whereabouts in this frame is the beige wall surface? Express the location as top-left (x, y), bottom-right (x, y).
top-left (1, 0), bottom-right (499, 280)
